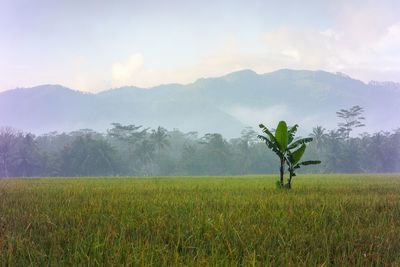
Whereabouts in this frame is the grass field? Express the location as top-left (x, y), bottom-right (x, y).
top-left (1, 174), bottom-right (399, 266)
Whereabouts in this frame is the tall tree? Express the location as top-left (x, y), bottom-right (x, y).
top-left (233, 127), bottom-right (258, 174)
top-left (107, 123), bottom-right (148, 174)
top-left (240, 127), bottom-right (258, 145)
top-left (60, 135), bottom-right (117, 176)
top-left (336, 105), bottom-right (365, 138)
top-left (107, 123), bottom-right (148, 144)
top-left (309, 126), bottom-right (328, 150)
top-left (199, 133), bottom-right (231, 175)
top-left (150, 127), bottom-right (170, 152)
top-left (135, 139), bottom-right (156, 175)
top-left (15, 133), bottom-right (39, 177)
top-left (0, 127), bottom-right (18, 177)
top-left (322, 130), bottom-right (344, 172)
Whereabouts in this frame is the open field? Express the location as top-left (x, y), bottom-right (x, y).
top-left (1, 174), bottom-right (400, 266)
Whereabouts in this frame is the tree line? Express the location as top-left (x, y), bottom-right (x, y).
top-left (0, 106), bottom-right (399, 177)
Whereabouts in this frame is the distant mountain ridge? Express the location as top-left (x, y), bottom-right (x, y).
top-left (1, 69), bottom-right (399, 137)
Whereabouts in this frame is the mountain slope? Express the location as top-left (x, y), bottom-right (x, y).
top-left (0, 70), bottom-right (399, 136)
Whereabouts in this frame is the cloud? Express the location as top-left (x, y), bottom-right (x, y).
top-left (1, 1), bottom-right (400, 93)
top-left (106, 22), bottom-right (400, 90)
top-left (260, 19), bottom-right (400, 82)
top-left (75, 2), bottom-right (400, 91)
top-left (111, 54), bottom-right (145, 86)
top-left (108, 40), bottom-right (261, 88)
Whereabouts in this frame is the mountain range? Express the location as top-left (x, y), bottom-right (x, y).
top-left (1, 69), bottom-right (399, 137)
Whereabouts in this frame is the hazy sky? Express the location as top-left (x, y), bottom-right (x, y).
top-left (1, 0), bottom-right (399, 92)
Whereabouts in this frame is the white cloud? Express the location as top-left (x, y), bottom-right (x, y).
top-left (1, 1), bottom-right (400, 93)
top-left (111, 54), bottom-right (145, 86)
top-left (103, 20), bottom-right (400, 90)
top-left (260, 19), bottom-right (400, 82)
top-left (107, 40), bottom-right (262, 88)
top-left (72, 3), bottom-right (400, 91)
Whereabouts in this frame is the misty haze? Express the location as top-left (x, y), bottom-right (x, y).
top-left (1, 0), bottom-right (400, 266)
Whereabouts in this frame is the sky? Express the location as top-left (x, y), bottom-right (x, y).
top-left (0, 0), bottom-right (400, 92)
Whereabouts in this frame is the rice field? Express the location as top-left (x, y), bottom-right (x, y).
top-left (0, 174), bottom-right (399, 266)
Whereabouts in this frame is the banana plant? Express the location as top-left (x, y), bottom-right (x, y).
top-left (286, 144), bottom-right (321, 189)
top-left (258, 120), bottom-right (316, 189)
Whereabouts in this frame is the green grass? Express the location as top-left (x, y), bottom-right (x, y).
top-left (1, 174), bottom-right (400, 266)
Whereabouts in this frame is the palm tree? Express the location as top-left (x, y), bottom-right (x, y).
top-left (150, 127), bottom-right (170, 152)
top-left (135, 139), bottom-right (156, 175)
top-left (309, 126), bottom-right (328, 150)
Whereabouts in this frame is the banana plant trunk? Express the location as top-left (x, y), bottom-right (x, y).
top-left (287, 171), bottom-right (293, 189)
top-left (279, 157), bottom-right (285, 187)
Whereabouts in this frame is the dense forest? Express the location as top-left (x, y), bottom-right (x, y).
top-left (1, 106), bottom-right (399, 177)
